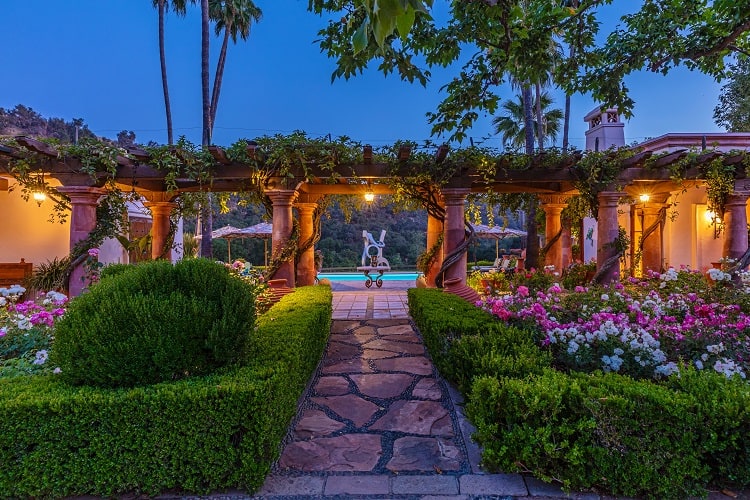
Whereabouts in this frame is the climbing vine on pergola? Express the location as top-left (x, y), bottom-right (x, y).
top-left (2, 132), bottom-right (750, 285)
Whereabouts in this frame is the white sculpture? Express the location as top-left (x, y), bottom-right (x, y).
top-left (361, 229), bottom-right (390, 268)
top-left (356, 229), bottom-right (390, 288)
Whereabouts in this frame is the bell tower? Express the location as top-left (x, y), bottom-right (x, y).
top-left (584, 107), bottom-right (625, 151)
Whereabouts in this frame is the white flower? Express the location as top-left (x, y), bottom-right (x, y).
top-left (707, 268), bottom-right (731, 281)
top-left (655, 362), bottom-right (679, 377)
top-left (714, 358), bottom-right (746, 379)
top-left (694, 360), bottom-right (704, 370)
top-left (601, 294), bottom-right (609, 301)
top-left (53, 367), bottom-right (62, 374)
top-left (706, 343), bottom-right (725, 354)
top-left (33, 350), bottom-right (48, 365)
top-left (602, 354), bottom-right (623, 372)
top-left (567, 340), bottom-right (579, 354)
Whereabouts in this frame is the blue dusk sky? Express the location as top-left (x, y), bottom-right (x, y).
top-left (0, 1), bottom-right (726, 150)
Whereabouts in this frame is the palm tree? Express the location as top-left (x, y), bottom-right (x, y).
top-left (201, 0), bottom-right (211, 146)
top-left (199, 0), bottom-right (262, 258)
top-left (199, 0), bottom-right (213, 258)
top-left (492, 92), bottom-right (563, 149)
top-left (561, 0), bottom-right (580, 152)
top-left (209, 0), bottom-right (262, 133)
top-left (152, 0), bottom-right (189, 145)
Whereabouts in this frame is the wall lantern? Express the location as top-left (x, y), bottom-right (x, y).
top-left (639, 193), bottom-right (650, 203)
top-left (32, 171), bottom-right (46, 207)
top-left (364, 190), bottom-right (375, 202)
top-left (705, 209), bottom-right (722, 239)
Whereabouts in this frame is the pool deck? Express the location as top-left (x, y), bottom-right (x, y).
top-left (328, 276), bottom-right (413, 320)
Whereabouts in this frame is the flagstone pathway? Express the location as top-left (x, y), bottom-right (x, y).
top-left (276, 317), bottom-right (466, 476)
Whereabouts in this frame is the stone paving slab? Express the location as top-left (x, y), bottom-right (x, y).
top-left (524, 477), bottom-right (601, 499)
top-left (460, 474), bottom-right (529, 497)
top-left (392, 474), bottom-right (460, 495)
top-left (277, 434), bottom-right (383, 472)
top-left (255, 475), bottom-right (325, 496)
top-left (324, 474), bottom-right (390, 496)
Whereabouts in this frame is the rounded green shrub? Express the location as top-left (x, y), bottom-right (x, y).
top-left (98, 262), bottom-right (133, 281)
top-left (51, 258), bottom-right (256, 388)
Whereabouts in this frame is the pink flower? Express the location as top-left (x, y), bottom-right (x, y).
top-left (516, 286), bottom-right (529, 297)
top-left (88, 248), bottom-right (100, 257)
top-left (574, 286), bottom-right (586, 293)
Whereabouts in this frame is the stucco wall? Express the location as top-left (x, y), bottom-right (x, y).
top-left (0, 180), bottom-right (70, 265)
top-left (1, 178), bottom-right (183, 270)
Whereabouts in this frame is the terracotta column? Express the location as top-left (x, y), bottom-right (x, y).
top-left (56, 186), bottom-right (106, 297)
top-left (143, 200), bottom-right (178, 261)
top-left (425, 205), bottom-right (444, 287)
top-left (639, 195), bottom-right (669, 274)
top-left (295, 199), bottom-right (318, 286)
top-left (722, 191), bottom-right (750, 260)
top-left (441, 188), bottom-right (470, 285)
top-left (267, 189), bottom-right (297, 287)
top-left (596, 191), bottom-right (622, 284)
top-left (539, 195), bottom-right (568, 273)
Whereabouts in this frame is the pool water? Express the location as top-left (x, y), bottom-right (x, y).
top-left (317, 272), bottom-right (419, 282)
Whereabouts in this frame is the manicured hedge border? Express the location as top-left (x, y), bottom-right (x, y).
top-left (408, 288), bottom-right (750, 499)
top-left (0, 285), bottom-right (332, 498)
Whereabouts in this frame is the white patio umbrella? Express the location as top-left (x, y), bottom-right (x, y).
top-left (471, 224), bottom-right (527, 260)
top-left (236, 222), bottom-right (273, 267)
top-left (209, 225), bottom-right (244, 261)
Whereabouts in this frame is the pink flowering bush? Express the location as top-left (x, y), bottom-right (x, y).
top-left (0, 286), bottom-right (67, 377)
top-left (225, 259), bottom-right (273, 315)
top-left (479, 266), bottom-right (750, 381)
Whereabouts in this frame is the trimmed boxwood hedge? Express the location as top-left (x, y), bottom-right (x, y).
top-left (407, 288), bottom-right (549, 392)
top-left (51, 259), bottom-right (258, 388)
top-left (0, 285), bottom-right (332, 498)
top-left (408, 288), bottom-right (750, 499)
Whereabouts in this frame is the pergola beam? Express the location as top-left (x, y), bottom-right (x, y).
top-left (650, 149), bottom-right (688, 168)
top-left (208, 146), bottom-right (232, 165)
top-left (15, 136), bottom-right (58, 157)
top-left (1, 137), bottom-right (748, 198)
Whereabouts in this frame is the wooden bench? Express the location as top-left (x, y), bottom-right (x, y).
top-left (0, 259), bottom-right (33, 289)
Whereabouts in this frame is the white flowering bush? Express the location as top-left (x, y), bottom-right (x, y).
top-left (479, 266), bottom-right (750, 381)
top-left (0, 286), bottom-right (67, 377)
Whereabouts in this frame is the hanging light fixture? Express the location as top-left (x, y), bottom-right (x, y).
top-left (364, 181), bottom-right (375, 202)
top-left (32, 171), bottom-right (46, 207)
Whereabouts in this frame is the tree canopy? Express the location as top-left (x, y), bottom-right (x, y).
top-left (308, 0), bottom-right (750, 143)
top-left (714, 56), bottom-right (750, 132)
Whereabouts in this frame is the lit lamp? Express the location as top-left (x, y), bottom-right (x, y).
top-left (32, 172), bottom-right (46, 207)
top-left (639, 193), bottom-right (650, 203)
top-left (705, 209), bottom-right (722, 239)
top-left (364, 190), bottom-right (375, 202)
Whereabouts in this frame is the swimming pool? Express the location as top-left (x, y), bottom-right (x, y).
top-left (317, 272), bottom-right (419, 282)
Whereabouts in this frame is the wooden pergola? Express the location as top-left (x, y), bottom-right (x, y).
top-left (2, 135), bottom-right (750, 298)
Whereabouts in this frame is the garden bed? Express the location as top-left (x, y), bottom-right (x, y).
top-left (409, 279), bottom-right (750, 499)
